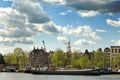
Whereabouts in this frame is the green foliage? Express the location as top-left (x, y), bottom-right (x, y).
top-left (4, 52), bottom-right (15, 64)
top-left (77, 54), bottom-right (92, 69)
top-left (51, 49), bottom-right (67, 67)
top-left (0, 54), bottom-right (5, 64)
top-left (93, 48), bottom-right (104, 68)
top-left (4, 47), bottom-right (120, 69)
top-left (110, 56), bottom-right (120, 68)
top-left (70, 51), bottom-right (81, 68)
top-left (4, 47), bottom-right (29, 70)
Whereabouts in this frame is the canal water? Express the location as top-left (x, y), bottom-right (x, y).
top-left (0, 72), bottom-right (120, 80)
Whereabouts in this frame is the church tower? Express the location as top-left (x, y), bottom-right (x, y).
top-left (66, 38), bottom-right (71, 65)
top-left (67, 38), bottom-right (71, 53)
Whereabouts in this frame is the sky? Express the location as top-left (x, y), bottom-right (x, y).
top-left (0, 0), bottom-right (120, 54)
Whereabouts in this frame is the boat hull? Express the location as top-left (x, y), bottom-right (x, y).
top-left (32, 69), bottom-right (100, 76)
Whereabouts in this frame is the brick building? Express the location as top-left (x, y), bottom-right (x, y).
top-left (104, 47), bottom-right (110, 68)
top-left (29, 47), bottom-right (49, 68)
top-left (110, 46), bottom-right (120, 67)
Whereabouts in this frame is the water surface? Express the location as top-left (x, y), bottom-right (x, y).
top-left (0, 72), bottom-right (120, 80)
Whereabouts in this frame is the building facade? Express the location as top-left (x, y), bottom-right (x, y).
top-left (110, 46), bottom-right (120, 67)
top-left (103, 46), bottom-right (120, 68)
top-left (29, 47), bottom-right (49, 68)
top-left (104, 47), bottom-right (110, 68)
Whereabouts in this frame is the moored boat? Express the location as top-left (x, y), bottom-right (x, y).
top-left (100, 69), bottom-right (120, 75)
top-left (32, 69), bottom-right (100, 76)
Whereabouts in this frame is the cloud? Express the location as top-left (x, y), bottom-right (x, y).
top-left (0, 0), bottom-right (102, 46)
top-left (41, 0), bottom-right (120, 17)
top-left (57, 25), bottom-right (101, 40)
top-left (74, 39), bottom-right (95, 46)
top-left (60, 10), bottom-right (72, 16)
top-left (106, 18), bottom-right (120, 27)
top-left (66, 0), bottom-right (120, 14)
top-left (0, 0), bottom-right (53, 45)
top-left (0, 7), bottom-right (38, 45)
top-left (60, 12), bottom-right (67, 16)
top-left (0, 25), bottom-right (37, 38)
top-left (78, 10), bottom-right (99, 17)
top-left (57, 36), bottom-right (68, 44)
top-left (111, 40), bottom-right (120, 45)
top-left (34, 21), bottom-right (59, 34)
top-left (13, 0), bottom-right (50, 23)
top-left (40, 0), bottom-right (65, 5)
top-left (0, 37), bottom-right (34, 46)
top-left (3, 0), bottom-right (13, 1)
top-left (96, 29), bottom-right (106, 32)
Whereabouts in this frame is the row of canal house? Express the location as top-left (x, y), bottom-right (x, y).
top-left (29, 40), bottom-right (71, 69)
top-left (29, 47), bottom-right (53, 68)
top-left (104, 46), bottom-right (120, 68)
top-left (29, 39), bottom-right (120, 69)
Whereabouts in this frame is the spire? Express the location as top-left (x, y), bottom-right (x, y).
top-left (42, 40), bottom-right (46, 51)
top-left (67, 37), bottom-right (71, 53)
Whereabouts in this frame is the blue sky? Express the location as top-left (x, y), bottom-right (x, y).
top-left (0, 0), bottom-right (120, 54)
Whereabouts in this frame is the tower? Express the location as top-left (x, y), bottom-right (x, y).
top-left (66, 38), bottom-right (71, 65)
top-left (67, 38), bottom-right (71, 53)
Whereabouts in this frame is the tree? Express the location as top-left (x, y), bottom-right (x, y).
top-left (70, 51), bottom-right (81, 68)
top-left (51, 49), bottom-right (67, 67)
top-left (110, 56), bottom-right (120, 68)
top-left (4, 53), bottom-right (14, 64)
top-left (14, 48), bottom-right (24, 65)
top-left (93, 48), bottom-right (104, 68)
top-left (0, 53), bottom-right (5, 64)
top-left (4, 48), bottom-right (29, 70)
top-left (84, 49), bottom-right (91, 60)
top-left (85, 49), bottom-right (89, 54)
top-left (14, 48), bottom-right (25, 70)
top-left (77, 54), bottom-right (92, 69)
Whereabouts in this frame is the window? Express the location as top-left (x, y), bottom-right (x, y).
top-left (112, 49), bottom-right (114, 53)
top-left (119, 49), bottom-right (120, 53)
top-left (115, 49), bottom-right (117, 53)
top-left (112, 57), bottom-right (114, 60)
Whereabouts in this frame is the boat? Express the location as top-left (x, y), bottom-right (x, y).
top-left (31, 69), bottom-right (100, 76)
top-left (6, 68), bottom-right (16, 72)
top-left (100, 69), bottom-right (120, 75)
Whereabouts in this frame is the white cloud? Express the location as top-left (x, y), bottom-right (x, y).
top-left (96, 29), bottom-right (106, 32)
top-left (57, 36), bottom-right (68, 44)
top-left (57, 25), bottom-right (101, 40)
top-left (0, 0), bottom-right (103, 47)
top-left (111, 40), bottom-right (120, 45)
top-left (40, 0), bottom-right (65, 5)
top-left (74, 39), bottom-right (95, 46)
top-left (66, 25), bottom-right (101, 40)
top-left (60, 10), bottom-right (72, 16)
top-left (84, 32), bottom-right (101, 40)
top-left (0, 7), bottom-right (38, 45)
top-left (3, 0), bottom-right (13, 1)
top-left (13, 0), bottom-right (50, 23)
top-left (34, 21), bottom-right (59, 34)
top-left (60, 12), bottom-right (67, 16)
top-left (0, 0), bottom-right (55, 45)
top-left (78, 10), bottom-right (99, 17)
top-left (106, 18), bottom-right (120, 27)
top-left (0, 37), bottom-right (34, 45)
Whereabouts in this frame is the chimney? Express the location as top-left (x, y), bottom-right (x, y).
top-left (34, 46), bottom-right (35, 50)
top-left (37, 47), bottom-right (39, 50)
